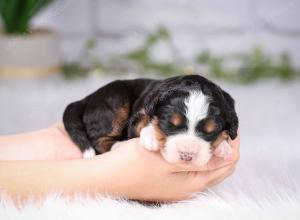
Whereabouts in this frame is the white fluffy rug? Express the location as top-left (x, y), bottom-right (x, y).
top-left (1, 75), bottom-right (300, 219)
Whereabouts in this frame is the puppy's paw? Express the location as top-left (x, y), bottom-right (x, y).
top-left (213, 140), bottom-right (232, 160)
top-left (83, 148), bottom-right (96, 158)
top-left (140, 124), bottom-right (159, 151)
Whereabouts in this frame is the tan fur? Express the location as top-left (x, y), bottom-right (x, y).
top-left (152, 117), bottom-right (167, 148)
top-left (211, 131), bottom-right (229, 149)
top-left (97, 103), bottom-right (130, 153)
top-left (135, 113), bottom-right (149, 136)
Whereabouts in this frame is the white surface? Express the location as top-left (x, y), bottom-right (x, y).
top-left (0, 75), bottom-right (300, 219)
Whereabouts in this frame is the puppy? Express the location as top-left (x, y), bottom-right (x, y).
top-left (63, 74), bottom-right (238, 165)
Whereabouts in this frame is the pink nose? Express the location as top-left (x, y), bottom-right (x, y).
top-left (179, 151), bottom-right (195, 162)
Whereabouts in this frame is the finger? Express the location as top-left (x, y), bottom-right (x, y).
top-left (206, 154), bottom-right (234, 170)
top-left (212, 129), bottom-right (240, 158)
top-left (190, 164), bottom-right (235, 191)
top-left (171, 163), bottom-right (210, 172)
top-left (228, 129), bottom-right (240, 152)
top-left (206, 129), bottom-right (240, 170)
top-left (206, 165), bottom-right (236, 187)
top-left (206, 164), bottom-right (236, 183)
top-left (211, 131), bottom-right (229, 148)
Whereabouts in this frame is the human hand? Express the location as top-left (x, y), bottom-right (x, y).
top-left (0, 124), bottom-right (239, 203)
top-left (92, 132), bottom-right (240, 202)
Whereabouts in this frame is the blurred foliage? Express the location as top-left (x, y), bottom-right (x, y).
top-left (197, 47), bottom-right (300, 83)
top-left (61, 63), bottom-right (89, 80)
top-left (62, 39), bottom-right (107, 79)
top-left (125, 26), bottom-right (180, 76)
top-left (0, 0), bottom-right (54, 34)
top-left (61, 26), bottom-right (300, 83)
top-left (62, 26), bottom-right (183, 79)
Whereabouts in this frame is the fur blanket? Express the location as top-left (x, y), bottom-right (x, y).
top-left (0, 76), bottom-right (299, 219)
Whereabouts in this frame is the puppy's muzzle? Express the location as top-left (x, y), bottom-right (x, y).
top-left (163, 134), bottom-right (212, 165)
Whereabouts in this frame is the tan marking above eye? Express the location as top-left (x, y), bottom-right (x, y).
top-left (203, 118), bottom-right (218, 133)
top-left (169, 113), bottom-right (184, 127)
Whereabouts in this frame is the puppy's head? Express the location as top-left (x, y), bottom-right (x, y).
top-left (145, 75), bottom-right (238, 166)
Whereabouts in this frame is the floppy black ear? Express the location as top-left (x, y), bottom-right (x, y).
top-left (144, 91), bottom-right (160, 117)
top-left (222, 90), bottom-right (239, 140)
top-left (143, 78), bottom-right (180, 117)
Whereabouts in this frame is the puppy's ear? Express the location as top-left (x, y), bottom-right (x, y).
top-left (144, 76), bottom-right (190, 116)
top-left (144, 81), bottom-right (174, 117)
top-left (144, 91), bottom-right (160, 117)
top-left (222, 90), bottom-right (239, 140)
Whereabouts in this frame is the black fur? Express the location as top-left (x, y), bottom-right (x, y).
top-left (63, 75), bottom-right (238, 154)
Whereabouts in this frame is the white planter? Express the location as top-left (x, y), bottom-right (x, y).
top-left (0, 29), bottom-right (61, 77)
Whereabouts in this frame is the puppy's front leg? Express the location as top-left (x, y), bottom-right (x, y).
top-left (140, 124), bottom-right (160, 151)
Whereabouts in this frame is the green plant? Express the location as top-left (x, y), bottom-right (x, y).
top-left (61, 63), bottom-right (90, 79)
top-left (60, 26), bottom-right (299, 83)
top-left (197, 46), bottom-right (300, 83)
top-left (125, 26), bottom-right (181, 75)
top-left (0, 0), bottom-right (54, 34)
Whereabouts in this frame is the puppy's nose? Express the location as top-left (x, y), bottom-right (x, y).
top-left (179, 151), bottom-right (195, 162)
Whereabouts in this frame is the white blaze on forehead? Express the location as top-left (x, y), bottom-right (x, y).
top-left (184, 90), bottom-right (210, 135)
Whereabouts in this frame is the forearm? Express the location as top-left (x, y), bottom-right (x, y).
top-left (0, 134), bottom-right (240, 204)
top-left (0, 126), bottom-right (82, 160)
top-left (0, 156), bottom-right (116, 202)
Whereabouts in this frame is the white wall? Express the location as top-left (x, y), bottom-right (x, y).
top-left (31, 0), bottom-right (300, 65)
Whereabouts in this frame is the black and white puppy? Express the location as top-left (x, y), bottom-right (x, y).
top-left (63, 74), bottom-right (238, 165)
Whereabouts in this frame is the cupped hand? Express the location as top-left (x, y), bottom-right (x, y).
top-left (93, 132), bottom-right (240, 202)
top-left (48, 124), bottom-right (240, 201)
top-left (0, 122), bottom-right (240, 202)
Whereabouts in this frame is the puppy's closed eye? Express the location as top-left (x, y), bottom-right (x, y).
top-left (203, 118), bottom-right (218, 133)
top-left (169, 113), bottom-right (184, 127)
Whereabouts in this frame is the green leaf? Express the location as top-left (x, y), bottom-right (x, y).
top-left (0, 0), bottom-right (19, 33)
top-left (0, 0), bottom-right (54, 34)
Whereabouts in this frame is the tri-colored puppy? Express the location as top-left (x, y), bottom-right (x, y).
top-left (63, 75), bottom-right (238, 165)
